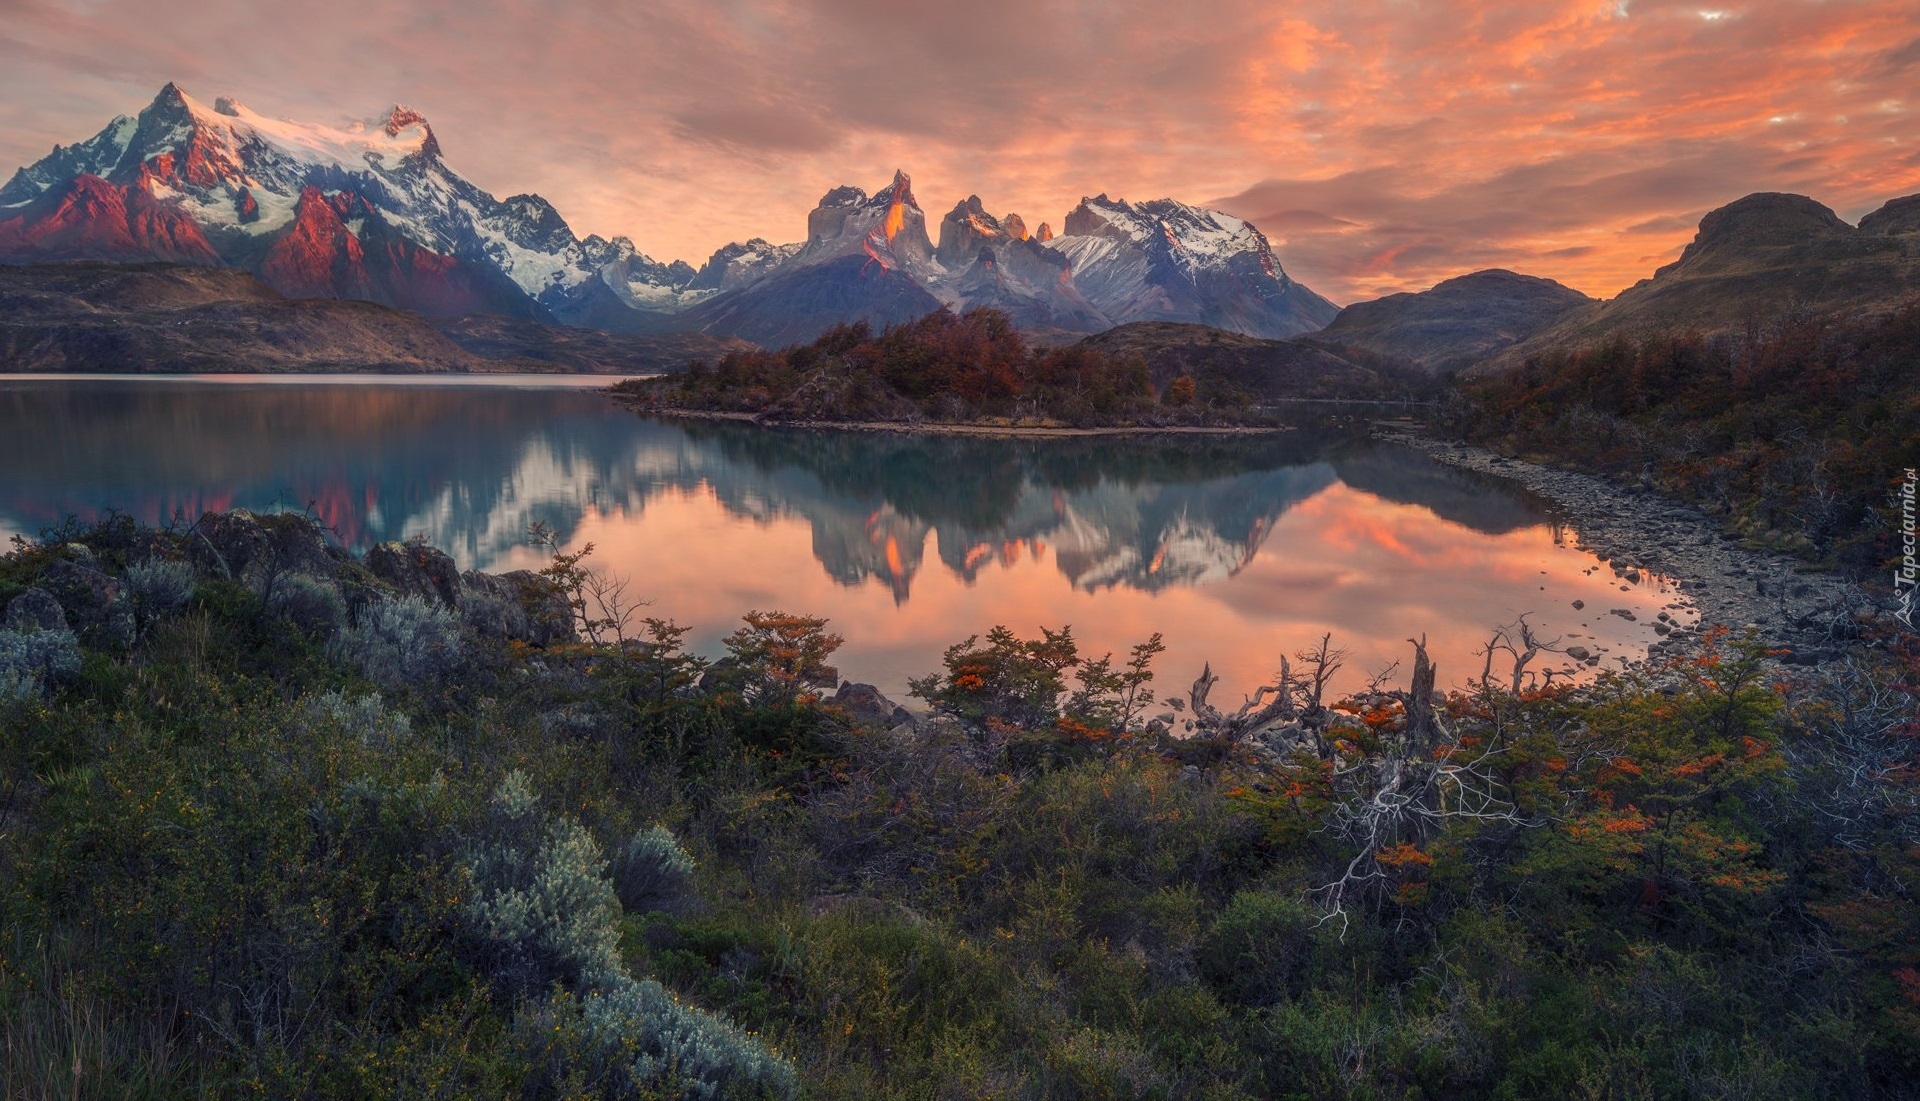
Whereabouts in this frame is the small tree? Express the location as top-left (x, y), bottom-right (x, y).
top-left (1164, 375), bottom-right (1197, 407)
top-left (1064, 632), bottom-right (1166, 733)
top-left (909, 624), bottom-right (1082, 730)
top-left (528, 522), bottom-right (641, 645)
top-left (722, 610), bottom-right (843, 705)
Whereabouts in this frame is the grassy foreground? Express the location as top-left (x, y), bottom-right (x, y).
top-left (1, 511), bottom-right (1916, 1099)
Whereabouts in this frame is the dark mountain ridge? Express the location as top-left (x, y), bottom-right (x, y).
top-left (1314, 269), bottom-right (1594, 373)
top-left (1473, 190), bottom-right (1920, 372)
top-left (0, 262), bottom-right (745, 373)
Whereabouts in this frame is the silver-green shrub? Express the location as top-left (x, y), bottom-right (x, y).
top-left (0, 626), bottom-right (82, 700)
top-left (331, 593), bottom-right (464, 690)
top-left (125, 559), bottom-right (196, 625)
top-left (517, 978), bottom-right (796, 1101)
top-left (267, 573), bottom-right (346, 638)
top-left (579, 974), bottom-right (797, 1100)
top-left (460, 772), bottom-right (624, 995)
top-left (467, 774), bottom-right (795, 1100)
top-left (611, 825), bottom-right (697, 915)
top-left (301, 690), bottom-right (413, 751)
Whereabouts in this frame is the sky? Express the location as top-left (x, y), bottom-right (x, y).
top-left (2, 0), bottom-right (1917, 304)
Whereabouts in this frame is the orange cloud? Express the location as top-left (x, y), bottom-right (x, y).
top-left (0, 0), bottom-right (1915, 304)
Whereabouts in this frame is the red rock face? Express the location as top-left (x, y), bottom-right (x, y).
top-left (121, 129), bottom-right (245, 192)
top-left (371, 242), bottom-right (501, 317)
top-left (260, 186), bottom-right (375, 300)
top-left (254, 186), bottom-right (504, 316)
top-left (0, 174), bottom-right (220, 264)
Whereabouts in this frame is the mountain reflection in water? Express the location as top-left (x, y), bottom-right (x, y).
top-left (0, 379), bottom-right (1683, 697)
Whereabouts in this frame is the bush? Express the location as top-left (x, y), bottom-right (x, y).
top-left (460, 772), bottom-right (625, 997)
top-left (125, 559), bottom-right (196, 628)
top-left (0, 626), bottom-right (82, 700)
top-left (612, 825), bottom-right (698, 915)
top-left (520, 979), bottom-right (797, 1101)
top-left (300, 689), bottom-right (413, 752)
top-left (1198, 890), bottom-right (1315, 1007)
top-left (267, 573), bottom-right (346, 638)
top-left (469, 775), bottom-right (795, 1099)
top-left (331, 593), bottom-right (464, 690)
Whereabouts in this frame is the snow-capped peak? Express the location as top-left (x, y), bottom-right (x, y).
top-left (1062, 194), bottom-right (1272, 278)
top-left (161, 86), bottom-right (440, 173)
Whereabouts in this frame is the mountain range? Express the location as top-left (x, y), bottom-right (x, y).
top-left (3, 84), bottom-right (1916, 373)
top-left (0, 84), bottom-right (1336, 346)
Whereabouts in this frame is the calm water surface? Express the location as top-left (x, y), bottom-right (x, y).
top-left (0, 375), bottom-right (1693, 700)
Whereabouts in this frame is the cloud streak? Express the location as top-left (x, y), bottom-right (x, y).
top-left (1, 0), bottom-right (1916, 303)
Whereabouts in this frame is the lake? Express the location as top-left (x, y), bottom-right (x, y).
top-left (0, 375), bottom-right (1692, 702)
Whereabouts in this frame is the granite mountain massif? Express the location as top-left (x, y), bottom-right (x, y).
top-left (0, 85), bottom-right (1337, 347)
top-left (5, 84), bottom-right (1918, 374)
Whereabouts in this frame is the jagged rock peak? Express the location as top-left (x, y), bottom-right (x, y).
top-left (1063, 196), bottom-right (1120, 237)
top-left (1004, 212), bottom-right (1029, 240)
top-left (1035, 222), bottom-right (1053, 242)
top-left (936, 195), bottom-right (1009, 263)
top-left (381, 105), bottom-right (439, 159)
top-left (817, 185), bottom-right (867, 208)
top-left (879, 168), bottom-right (916, 209)
top-left (383, 105), bottom-right (430, 135)
top-left (948, 195), bottom-right (1002, 232)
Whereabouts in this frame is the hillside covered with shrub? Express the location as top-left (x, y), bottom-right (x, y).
top-left (614, 307), bottom-right (1431, 428)
top-left (2, 510), bottom-right (1917, 1099)
top-left (1452, 300), bottom-right (1920, 578)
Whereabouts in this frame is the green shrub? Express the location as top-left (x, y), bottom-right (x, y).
top-left (0, 625), bottom-right (81, 699)
top-left (267, 573), bottom-right (346, 638)
top-left (331, 593), bottom-right (465, 690)
top-left (125, 558), bottom-right (196, 627)
top-left (460, 772), bottom-right (625, 996)
top-left (1199, 891), bottom-right (1316, 1007)
top-left (612, 825), bottom-right (698, 915)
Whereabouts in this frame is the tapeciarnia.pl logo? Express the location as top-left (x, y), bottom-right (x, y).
top-left (1898, 468), bottom-right (1917, 628)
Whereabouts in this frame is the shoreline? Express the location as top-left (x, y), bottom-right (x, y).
top-left (1376, 425), bottom-right (1867, 669)
top-left (606, 400), bottom-right (1294, 438)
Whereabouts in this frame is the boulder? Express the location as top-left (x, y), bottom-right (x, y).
top-left (458, 568), bottom-right (575, 646)
top-left (367, 540), bottom-right (462, 608)
top-left (4, 587), bottom-right (69, 633)
top-left (41, 559), bottom-right (135, 650)
top-left (832, 680), bottom-right (913, 727)
top-left (189, 509), bottom-right (334, 579)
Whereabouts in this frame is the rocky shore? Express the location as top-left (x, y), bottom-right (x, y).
top-left (608, 402), bottom-right (1294, 439)
top-left (1378, 427), bottom-right (1870, 670)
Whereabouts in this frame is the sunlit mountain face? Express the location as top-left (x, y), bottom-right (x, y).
top-left (0, 87), bottom-right (1337, 345)
top-left (0, 377), bottom-right (1688, 698)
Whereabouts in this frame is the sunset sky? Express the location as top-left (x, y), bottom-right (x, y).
top-left (3, 0), bottom-right (1917, 304)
